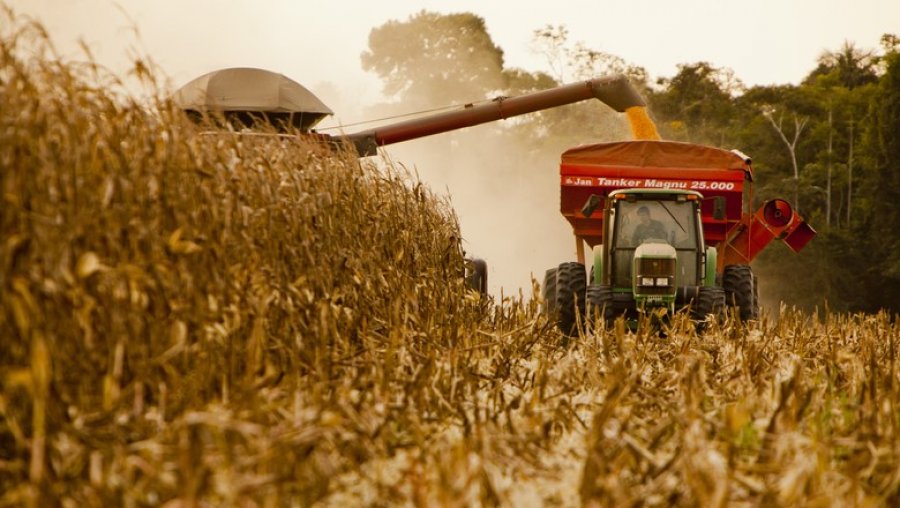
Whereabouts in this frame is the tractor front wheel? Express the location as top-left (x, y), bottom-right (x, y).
top-left (586, 284), bottom-right (614, 329)
top-left (542, 262), bottom-right (586, 336)
top-left (723, 265), bottom-right (759, 321)
top-left (555, 262), bottom-right (586, 336)
top-left (691, 286), bottom-right (725, 330)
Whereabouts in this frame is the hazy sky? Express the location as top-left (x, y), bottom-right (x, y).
top-left (11, 0), bottom-right (900, 124)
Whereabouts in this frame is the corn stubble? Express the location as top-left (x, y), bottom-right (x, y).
top-left (2, 13), bottom-right (900, 508)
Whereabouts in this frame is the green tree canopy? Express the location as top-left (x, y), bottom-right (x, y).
top-left (648, 62), bottom-right (741, 144)
top-left (864, 52), bottom-right (900, 274)
top-left (361, 11), bottom-right (506, 109)
top-left (804, 40), bottom-right (879, 89)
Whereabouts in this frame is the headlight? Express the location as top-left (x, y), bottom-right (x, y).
top-left (656, 277), bottom-right (669, 286)
top-left (641, 277), bottom-right (655, 286)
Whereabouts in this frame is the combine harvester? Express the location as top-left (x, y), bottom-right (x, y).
top-left (174, 68), bottom-right (815, 333)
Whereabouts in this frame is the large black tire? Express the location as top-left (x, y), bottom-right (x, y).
top-left (464, 258), bottom-right (488, 294)
top-left (586, 284), bottom-right (614, 329)
top-left (752, 274), bottom-right (760, 316)
top-left (542, 267), bottom-right (558, 314)
top-left (691, 286), bottom-right (726, 327)
top-left (554, 262), bottom-right (587, 336)
top-left (723, 265), bottom-right (759, 321)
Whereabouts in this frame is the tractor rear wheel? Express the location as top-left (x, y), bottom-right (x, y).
top-left (691, 286), bottom-right (725, 329)
top-left (723, 265), bottom-right (759, 321)
top-left (553, 262), bottom-right (586, 336)
top-left (586, 284), bottom-right (614, 329)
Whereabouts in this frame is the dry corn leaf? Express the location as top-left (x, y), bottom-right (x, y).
top-left (725, 401), bottom-right (750, 434)
top-left (5, 369), bottom-right (33, 391)
top-left (76, 251), bottom-right (103, 279)
top-left (167, 228), bottom-right (202, 255)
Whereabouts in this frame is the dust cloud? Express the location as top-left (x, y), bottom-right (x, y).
top-left (314, 22), bottom-right (636, 298)
top-left (348, 105), bottom-right (631, 298)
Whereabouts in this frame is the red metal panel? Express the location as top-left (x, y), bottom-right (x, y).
top-left (562, 165), bottom-right (745, 181)
top-left (720, 199), bottom-right (816, 265)
top-left (558, 141), bottom-right (751, 249)
top-left (783, 221), bottom-right (817, 252)
top-left (556, 141), bottom-right (814, 264)
top-left (559, 166), bottom-right (745, 249)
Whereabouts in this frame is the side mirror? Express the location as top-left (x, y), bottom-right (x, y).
top-left (581, 194), bottom-right (602, 217)
top-left (712, 196), bottom-right (727, 220)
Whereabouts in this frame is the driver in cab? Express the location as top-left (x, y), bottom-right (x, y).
top-left (632, 205), bottom-right (667, 245)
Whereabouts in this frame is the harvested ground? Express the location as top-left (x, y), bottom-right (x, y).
top-left (2, 14), bottom-right (900, 507)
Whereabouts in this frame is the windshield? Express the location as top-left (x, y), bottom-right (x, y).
top-left (614, 199), bottom-right (697, 249)
top-left (609, 198), bottom-right (701, 288)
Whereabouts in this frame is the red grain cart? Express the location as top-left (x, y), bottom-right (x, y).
top-left (540, 140), bottom-right (815, 333)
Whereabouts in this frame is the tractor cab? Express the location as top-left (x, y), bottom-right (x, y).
top-left (599, 189), bottom-right (711, 318)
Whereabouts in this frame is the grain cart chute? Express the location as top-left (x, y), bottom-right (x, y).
top-left (543, 140), bottom-right (816, 334)
top-left (342, 75), bottom-right (656, 156)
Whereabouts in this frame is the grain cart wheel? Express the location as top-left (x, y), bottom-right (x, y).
top-left (691, 286), bottom-right (726, 330)
top-left (554, 262), bottom-right (587, 336)
top-left (723, 265), bottom-right (759, 321)
top-left (586, 285), bottom-right (614, 330)
top-left (752, 274), bottom-right (760, 315)
top-left (541, 267), bottom-right (559, 315)
top-left (464, 258), bottom-right (488, 294)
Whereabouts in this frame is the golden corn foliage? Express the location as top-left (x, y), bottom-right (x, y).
top-left (3, 12), bottom-right (900, 507)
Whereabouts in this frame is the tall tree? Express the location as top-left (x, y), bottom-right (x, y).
top-left (882, 33), bottom-right (900, 55)
top-left (762, 106), bottom-right (808, 208)
top-left (739, 84), bottom-right (823, 212)
top-left (361, 11), bottom-right (505, 109)
top-left (804, 40), bottom-right (879, 89)
top-left (649, 62), bottom-right (741, 145)
top-left (865, 51), bottom-right (900, 278)
top-left (530, 24), bottom-right (649, 87)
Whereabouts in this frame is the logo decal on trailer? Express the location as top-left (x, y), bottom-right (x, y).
top-left (562, 176), bottom-right (737, 191)
top-left (563, 176), bottom-right (595, 186)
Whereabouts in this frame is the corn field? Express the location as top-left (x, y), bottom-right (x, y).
top-left (2, 12), bottom-right (900, 507)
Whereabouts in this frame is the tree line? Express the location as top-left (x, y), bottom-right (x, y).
top-left (362, 11), bottom-right (900, 313)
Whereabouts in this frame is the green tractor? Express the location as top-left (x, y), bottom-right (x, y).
top-left (543, 189), bottom-right (723, 332)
